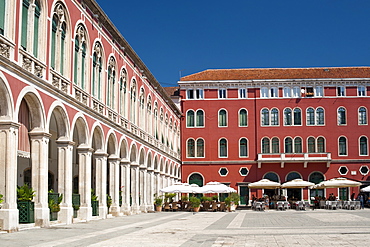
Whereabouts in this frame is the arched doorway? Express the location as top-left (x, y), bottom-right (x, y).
top-left (263, 172), bottom-right (280, 198)
top-left (286, 172), bottom-right (302, 200)
top-left (309, 172), bottom-right (325, 198)
top-left (188, 173), bottom-right (203, 186)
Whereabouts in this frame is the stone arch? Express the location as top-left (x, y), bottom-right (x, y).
top-left (91, 124), bottom-right (105, 152)
top-left (106, 131), bottom-right (118, 156)
top-left (138, 148), bottom-right (145, 167)
top-left (129, 143), bottom-right (137, 163)
top-left (47, 102), bottom-right (70, 140)
top-left (70, 114), bottom-right (89, 147)
top-left (119, 137), bottom-right (128, 160)
top-left (159, 158), bottom-right (164, 173)
top-left (0, 74), bottom-right (14, 120)
top-left (165, 161), bottom-right (170, 175)
top-left (146, 151), bottom-right (153, 169)
top-left (153, 155), bottom-right (159, 171)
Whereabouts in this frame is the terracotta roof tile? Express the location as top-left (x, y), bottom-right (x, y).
top-left (180, 67), bottom-right (370, 81)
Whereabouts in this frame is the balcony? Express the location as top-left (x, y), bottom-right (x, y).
top-left (257, 152), bottom-right (331, 168)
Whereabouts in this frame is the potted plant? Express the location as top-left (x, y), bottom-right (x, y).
top-left (212, 195), bottom-right (219, 202)
top-left (189, 196), bottom-right (201, 212)
top-left (48, 191), bottom-right (62, 221)
top-left (91, 189), bottom-right (99, 216)
top-left (164, 193), bottom-right (176, 203)
top-left (106, 194), bottom-right (112, 212)
top-left (0, 194), bottom-right (3, 209)
top-left (72, 193), bottom-right (80, 218)
top-left (154, 194), bottom-right (163, 212)
top-left (225, 193), bottom-right (240, 212)
top-left (17, 184), bottom-right (35, 223)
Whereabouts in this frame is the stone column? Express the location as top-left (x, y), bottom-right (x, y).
top-left (147, 169), bottom-right (154, 211)
top-left (77, 146), bottom-right (93, 221)
top-left (94, 152), bottom-right (107, 218)
top-left (159, 173), bottom-right (165, 195)
top-left (29, 131), bottom-right (51, 228)
top-left (0, 122), bottom-right (19, 232)
top-left (154, 170), bottom-right (160, 196)
top-left (120, 160), bottom-right (131, 215)
top-left (139, 165), bottom-right (147, 213)
top-left (56, 139), bottom-right (74, 224)
top-left (108, 156), bottom-right (121, 216)
top-left (130, 162), bottom-right (140, 214)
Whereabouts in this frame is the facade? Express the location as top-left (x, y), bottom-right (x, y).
top-left (179, 67), bottom-right (370, 205)
top-left (0, 0), bottom-right (181, 232)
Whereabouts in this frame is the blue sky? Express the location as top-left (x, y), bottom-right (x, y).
top-left (96, 0), bottom-right (370, 87)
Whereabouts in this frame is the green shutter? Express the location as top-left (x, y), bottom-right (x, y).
top-left (98, 59), bottom-right (102, 100)
top-left (0, 0), bottom-right (6, 35)
top-left (33, 1), bottom-right (40, 57)
top-left (107, 68), bottom-right (111, 106)
top-left (21, 0), bottom-right (30, 50)
top-left (51, 17), bottom-right (57, 69)
top-left (92, 53), bottom-right (96, 96)
top-left (60, 24), bottom-right (66, 74)
top-left (81, 43), bottom-right (86, 89)
top-left (73, 37), bottom-right (79, 84)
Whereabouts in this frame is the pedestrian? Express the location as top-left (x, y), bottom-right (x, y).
top-left (358, 194), bottom-right (365, 209)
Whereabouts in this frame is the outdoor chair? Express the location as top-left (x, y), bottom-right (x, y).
top-left (283, 201), bottom-right (290, 210)
top-left (304, 201), bottom-right (310, 210)
top-left (219, 202), bottom-right (226, 212)
top-left (255, 202), bottom-right (264, 211)
top-left (320, 201), bottom-right (326, 209)
top-left (276, 201), bottom-right (284, 211)
top-left (336, 201), bottom-right (343, 209)
top-left (164, 202), bottom-right (171, 211)
top-left (342, 201), bottom-right (349, 209)
top-left (355, 201), bottom-right (361, 210)
top-left (296, 201), bottom-right (305, 210)
top-left (349, 201), bottom-right (356, 210)
top-left (211, 201), bottom-right (218, 212)
top-left (171, 202), bottom-right (178, 211)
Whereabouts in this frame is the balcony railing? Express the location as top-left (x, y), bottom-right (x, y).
top-left (257, 152), bottom-right (331, 168)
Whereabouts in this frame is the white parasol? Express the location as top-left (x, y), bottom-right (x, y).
top-left (281, 179), bottom-right (315, 189)
top-left (160, 182), bottom-right (190, 193)
top-left (198, 182), bottom-right (236, 193)
top-left (314, 177), bottom-right (362, 189)
top-left (248, 179), bottom-right (281, 189)
top-left (360, 185), bottom-right (370, 192)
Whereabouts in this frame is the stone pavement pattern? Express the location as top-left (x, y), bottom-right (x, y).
top-left (1, 209), bottom-right (370, 246)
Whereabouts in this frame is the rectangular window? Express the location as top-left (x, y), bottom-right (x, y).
top-left (218, 89), bottom-right (226, 99)
top-left (196, 89), bottom-right (203, 99)
top-left (0, 0), bottom-right (5, 35)
top-left (358, 86), bottom-right (366, 97)
top-left (292, 87), bottom-right (300, 98)
top-left (239, 88), bottom-right (247, 98)
top-left (306, 87), bottom-right (314, 97)
top-left (270, 87), bottom-right (278, 98)
top-left (337, 86), bottom-right (345, 96)
top-left (283, 87), bottom-right (291, 98)
top-left (187, 89), bottom-right (194, 99)
top-left (315, 86), bottom-right (323, 97)
top-left (261, 87), bottom-right (268, 98)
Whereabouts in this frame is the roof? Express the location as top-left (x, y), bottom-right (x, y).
top-left (163, 87), bottom-right (180, 97)
top-left (180, 67), bottom-right (370, 81)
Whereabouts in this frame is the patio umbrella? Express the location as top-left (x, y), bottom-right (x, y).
top-left (160, 182), bottom-right (190, 193)
top-left (178, 183), bottom-right (202, 194)
top-left (198, 182), bottom-right (237, 193)
top-left (281, 179), bottom-right (315, 188)
top-left (360, 185), bottom-right (370, 192)
top-left (248, 179), bottom-right (281, 189)
top-left (316, 177), bottom-right (362, 188)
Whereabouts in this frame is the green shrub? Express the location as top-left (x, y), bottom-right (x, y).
top-left (181, 195), bottom-right (189, 201)
top-left (154, 194), bottom-right (163, 206)
top-left (225, 193), bottom-right (240, 206)
top-left (17, 184), bottom-right (35, 201)
top-left (189, 196), bottom-right (201, 208)
top-left (0, 194), bottom-right (3, 204)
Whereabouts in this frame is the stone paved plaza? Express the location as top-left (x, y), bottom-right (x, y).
top-left (1, 209), bottom-right (370, 246)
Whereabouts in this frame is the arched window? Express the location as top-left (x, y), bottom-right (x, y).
top-left (219, 109), bottom-right (227, 127)
top-left (284, 108), bottom-right (292, 125)
top-left (272, 137), bottom-right (279, 153)
top-left (219, 138), bottom-right (227, 157)
top-left (189, 173), bottom-right (203, 187)
top-left (306, 107), bottom-right (315, 125)
top-left (196, 110), bottom-right (204, 127)
top-left (339, 136), bottom-right (347, 155)
top-left (0, 0), bottom-right (5, 35)
top-left (240, 138), bottom-right (248, 157)
top-left (262, 137), bottom-right (270, 153)
top-left (309, 172), bottom-right (324, 184)
top-left (92, 42), bottom-right (103, 99)
top-left (316, 107), bottom-right (324, 125)
top-left (186, 110), bottom-right (195, 127)
top-left (338, 107), bottom-right (346, 125)
top-left (294, 137), bottom-right (302, 153)
top-left (271, 108), bottom-right (279, 125)
top-left (130, 80), bottom-right (137, 124)
top-left (285, 137), bottom-right (293, 153)
top-left (73, 25), bottom-right (87, 89)
top-left (51, 3), bottom-right (68, 75)
top-left (196, 139), bottom-right (205, 157)
top-left (264, 172), bottom-right (279, 183)
top-left (119, 69), bottom-right (127, 116)
top-left (360, 136), bottom-right (368, 156)
top-left (239, 109), bottom-right (247, 126)
top-left (261, 108), bottom-right (269, 126)
top-left (308, 137), bottom-right (315, 153)
top-left (359, 107), bottom-right (367, 125)
top-left (286, 172), bottom-right (301, 182)
top-left (293, 108), bottom-right (301, 125)
top-left (317, 137), bottom-right (325, 153)
top-left (187, 139), bottom-right (195, 157)
top-left (20, 0), bottom-right (41, 57)
top-left (107, 57), bottom-right (116, 109)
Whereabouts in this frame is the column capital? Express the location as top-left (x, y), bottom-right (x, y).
top-left (0, 120), bottom-right (20, 129)
top-left (120, 159), bottom-right (130, 165)
top-left (130, 162), bottom-right (139, 167)
top-left (108, 155), bottom-right (121, 161)
top-left (94, 151), bottom-right (108, 157)
top-left (77, 145), bottom-right (94, 153)
top-left (139, 165), bottom-right (147, 170)
top-left (56, 138), bottom-right (75, 146)
top-left (29, 130), bottom-right (52, 138)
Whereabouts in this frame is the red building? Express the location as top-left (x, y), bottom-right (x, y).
top-left (179, 67), bottom-right (370, 205)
